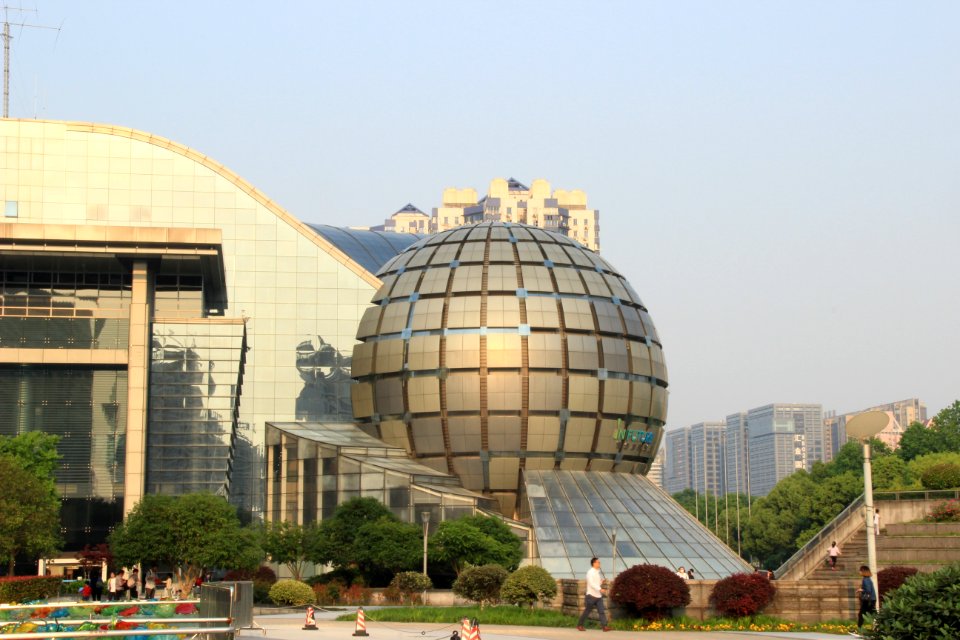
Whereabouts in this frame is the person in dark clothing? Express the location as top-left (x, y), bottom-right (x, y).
top-left (855, 565), bottom-right (877, 634)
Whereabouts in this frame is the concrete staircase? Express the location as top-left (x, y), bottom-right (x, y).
top-left (776, 491), bottom-right (960, 582)
top-left (804, 522), bottom-right (960, 582)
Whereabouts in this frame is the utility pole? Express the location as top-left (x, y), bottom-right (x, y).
top-left (2, 5), bottom-right (61, 118)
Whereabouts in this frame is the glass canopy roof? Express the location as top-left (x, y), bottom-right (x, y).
top-left (308, 225), bottom-right (426, 274)
top-left (522, 470), bottom-right (752, 580)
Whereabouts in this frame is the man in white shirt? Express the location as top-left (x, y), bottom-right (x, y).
top-left (577, 557), bottom-right (611, 632)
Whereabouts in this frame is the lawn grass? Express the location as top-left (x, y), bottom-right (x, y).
top-left (336, 606), bottom-right (858, 634)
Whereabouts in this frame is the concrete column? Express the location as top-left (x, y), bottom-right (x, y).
top-left (123, 261), bottom-right (152, 515)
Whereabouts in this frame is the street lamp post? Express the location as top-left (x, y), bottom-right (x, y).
top-left (420, 511), bottom-right (431, 576)
top-left (846, 411), bottom-right (888, 613)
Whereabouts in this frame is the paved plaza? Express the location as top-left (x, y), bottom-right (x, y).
top-left (246, 613), bottom-right (851, 640)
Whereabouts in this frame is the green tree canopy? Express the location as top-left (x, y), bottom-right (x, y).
top-left (0, 432), bottom-right (61, 482)
top-left (428, 515), bottom-right (523, 575)
top-left (352, 518), bottom-right (423, 582)
top-left (742, 471), bottom-right (817, 568)
top-left (898, 403), bottom-right (960, 461)
top-left (261, 521), bottom-right (320, 582)
top-left (110, 493), bottom-right (261, 594)
top-left (311, 497), bottom-right (396, 570)
top-left (0, 454), bottom-right (61, 574)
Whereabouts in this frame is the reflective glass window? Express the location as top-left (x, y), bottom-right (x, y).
top-left (560, 298), bottom-right (593, 330)
top-left (487, 416), bottom-right (521, 450)
top-left (564, 417), bottom-right (596, 453)
top-left (527, 416), bottom-right (561, 450)
top-left (553, 267), bottom-right (585, 294)
top-left (487, 333), bottom-right (522, 368)
top-left (446, 296), bottom-right (481, 328)
top-left (568, 375), bottom-right (600, 412)
top-left (566, 333), bottom-right (599, 370)
top-left (486, 295), bottom-right (521, 327)
top-left (527, 333), bottom-right (562, 369)
top-left (487, 372), bottom-right (522, 411)
top-left (411, 417), bottom-right (445, 454)
top-left (601, 337), bottom-right (629, 373)
top-left (593, 300), bottom-right (622, 333)
top-left (487, 264), bottom-right (519, 291)
top-left (419, 267), bottom-right (451, 294)
top-left (528, 373), bottom-right (562, 412)
top-left (373, 338), bottom-right (405, 373)
top-left (515, 241), bottom-right (543, 262)
top-left (488, 241), bottom-right (514, 263)
top-left (445, 333), bottom-right (480, 369)
top-left (408, 376), bottom-right (441, 413)
top-left (379, 301), bottom-right (411, 333)
top-left (446, 373), bottom-right (480, 412)
top-left (407, 335), bottom-right (440, 370)
top-left (520, 265), bottom-right (554, 292)
top-left (629, 341), bottom-right (653, 376)
top-left (374, 378), bottom-right (405, 415)
top-left (580, 270), bottom-right (610, 297)
top-left (411, 298), bottom-right (445, 331)
top-left (525, 297), bottom-right (560, 328)
top-left (458, 242), bottom-right (486, 263)
top-left (602, 379), bottom-right (630, 415)
top-left (452, 265), bottom-right (484, 292)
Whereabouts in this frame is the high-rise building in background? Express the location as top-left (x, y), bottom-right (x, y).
top-left (689, 422), bottom-right (727, 496)
top-left (375, 178), bottom-right (601, 251)
top-left (824, 398), bottom-right (927, 460)
top-left (664, 427), bottom-right (691, 494)
top-left (745, 403), bottom-right (822, 497)
top-left (663, 422), bottom-right (727, 496)
top-left (725, 412), bottom-right (750, 496)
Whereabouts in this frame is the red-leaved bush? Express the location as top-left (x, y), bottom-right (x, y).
top-left (610, 564), bottom-right (691, 620)
top-left (708, 572), bottom-right (776, 617)
top-left (878, 566), bottom-right (919, 602)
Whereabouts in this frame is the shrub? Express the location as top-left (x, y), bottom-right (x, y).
top-left (252, 581), bottom-right (271, 604)
top-left (500, 566), bottom-right (557, 607)
top-left (452, 564), bottom-right (509, 607)
top-left (877, 566), bottom-right (919, 602)
top-left (709, 572), bottom-right (776, 617)
top-left (268, 579), bottom-right (316, 606)
top-left (925, 499), bottom-right (960, 522)
top-left (610, 564), bottom-right (690, 620)
top-left (0, 576), bottom-right (61, 603)
top-left (920, 463), bottom-right (960, 490)
top-left (254, 565), bottom-right (278, 584)
top-left (390, 571), bottom-right (432, 602)
top-left (869, 562), bottom-right (960, 638)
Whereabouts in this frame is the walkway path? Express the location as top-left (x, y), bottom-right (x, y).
top-left (247, 613), bottom-right (851, 640)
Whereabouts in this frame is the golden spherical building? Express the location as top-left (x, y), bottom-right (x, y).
top-left (351, 222), bottom-right (667, 516)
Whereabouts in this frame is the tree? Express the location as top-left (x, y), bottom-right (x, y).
top-left (898, 422), bottom-right (945, 462)
top-left (0, 454), bottom-right (61, 574)
top-left (452, 564), bottom-right (508, 607)
top-left (742, 472), bottom-right (817, 568)
top-left (110, 493), bottom-right (261, 595)
top-left (352, 518), bottom-right (422, 579)
top-left (312, 497), bottom-right (394, 568)
top-left (261, 521), bottom-right (320, 582)
top-left (0, 432), bottom-right (61, 483)
top-left (429, 516), bottom-right (523, 575)
top-left (76, 544), bottom-right (113, 579)
top-left (899, 403), bottom-right (960, 461)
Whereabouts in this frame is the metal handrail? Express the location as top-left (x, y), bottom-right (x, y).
top-left (774, 488), bottom-right (960, 579)
top-left (774, 492), bottom-right (864, 580)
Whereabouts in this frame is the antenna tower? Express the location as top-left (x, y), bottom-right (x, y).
top-left (2, 5), bottom-right (60, 118)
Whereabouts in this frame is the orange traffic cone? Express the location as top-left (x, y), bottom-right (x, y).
top-left (302, 605), bottom-right (318, 631)
top-left (459, 617), bottom-right (471, 640)
top-left (352, 606), bottom-right (369, 637)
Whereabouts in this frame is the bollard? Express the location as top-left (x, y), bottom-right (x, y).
top-left (302, 605), bottom-right (318, 631)
top-left (352, 606), bottom-right (369, 637)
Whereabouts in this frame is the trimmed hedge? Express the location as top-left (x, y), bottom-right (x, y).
top-left (709, 572), bottom-right (776, 617)
top-left (500, 566), bottom-right (557, 607)
top-left (610, 564), bottom-right (690, 620)
top-left (0, 576), bottom-right (62, 603)
top-left (268, 579), bottom-right (316, 606)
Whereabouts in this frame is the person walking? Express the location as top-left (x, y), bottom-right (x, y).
top-left (855, 565), bottom-right (877, 635)
top-left (577, 557), bottom-right (611, 632)
top-left (107, 572), bottom-right (118, 601)
top-left (873, 509), bottom-right (881, 536)
top-left (675, 566), bottom-right (688, 579)
top-left (828, 541), bottom-right (841, 571)
top-left (145, 567), bottom-right (157, 599)
top-left (127, 568), bottom-right (139, 600)
top-left (686, 568), bottom-right (696, 580)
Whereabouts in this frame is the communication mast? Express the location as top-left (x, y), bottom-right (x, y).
top-left (2, 5), bottom-right (61, 118)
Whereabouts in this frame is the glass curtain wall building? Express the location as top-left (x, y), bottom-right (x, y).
top-left (0, 119), bottom-right (420, 547)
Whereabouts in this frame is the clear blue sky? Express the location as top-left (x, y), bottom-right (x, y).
top-left (9, 1), bottom-right (960, 428)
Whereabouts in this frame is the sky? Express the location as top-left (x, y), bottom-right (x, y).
top-left (7, 1), bottom-right (959, 430)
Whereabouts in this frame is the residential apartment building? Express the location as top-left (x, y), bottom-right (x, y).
top-left (825, 398), bottom-right (927, 460)
top-left (376, 178), bottom-right (601, 251)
